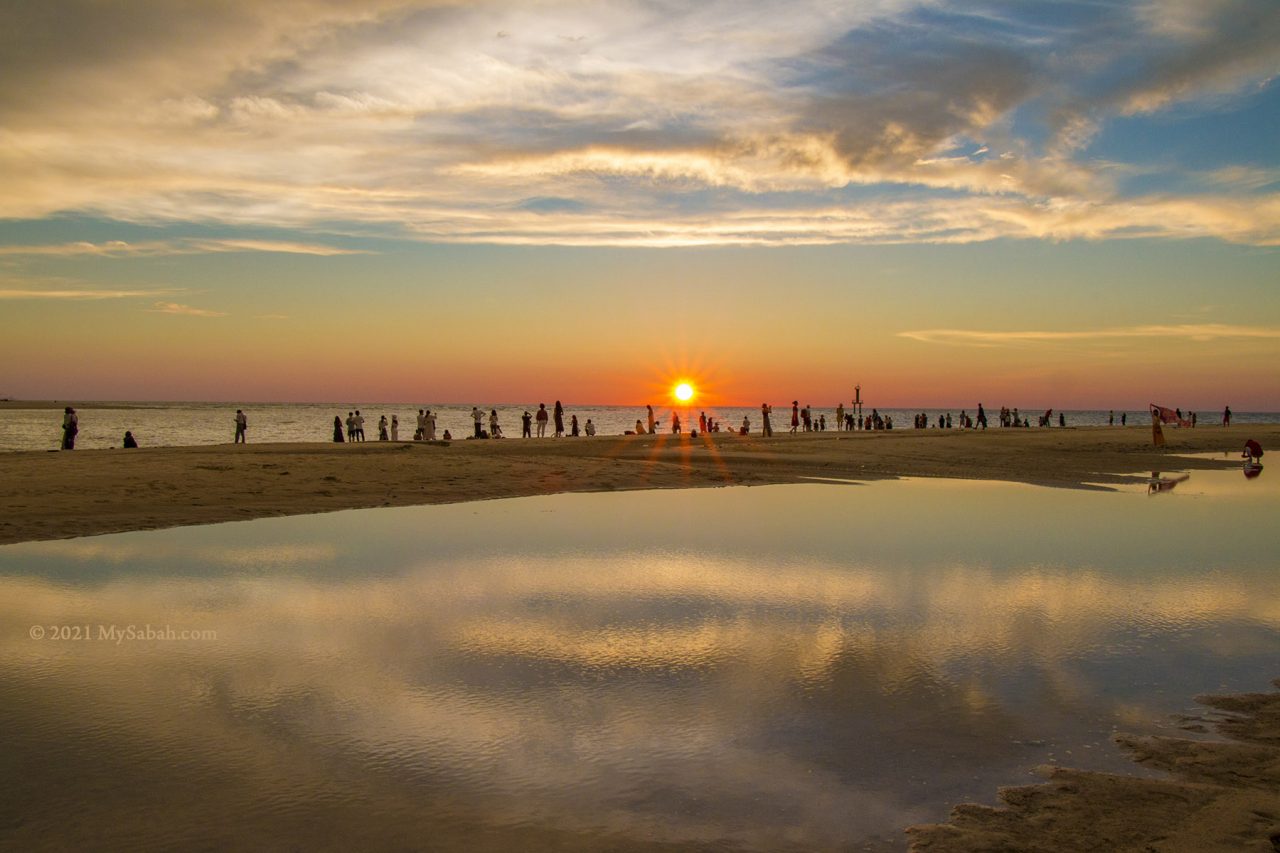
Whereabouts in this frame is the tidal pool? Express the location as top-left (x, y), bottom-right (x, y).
top-left (1, 469), bottom-right (1277, 851)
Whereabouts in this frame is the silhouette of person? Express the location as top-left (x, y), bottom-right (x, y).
top-left (554, 401), bottom-right (565, 438)
top-left (522, 410), bottom-right (532, 438)
top-left (122, 430), bottom-right (138, 448)
top-left (234, 409), bottom-right (247, 444)
top-left (333, 416), bottom-right (344, 443)
top-left (61, 406), bottom-right (78, 450)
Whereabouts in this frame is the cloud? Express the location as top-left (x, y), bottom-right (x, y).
top-left (0, 288), bottom-right (179, 300)
top-left (0, 239), bottom-right (371, 257)
top-left (148, 301), bottom-right (227, 317)
top-left (0, 1), bottom-right (1276, 246)
top-left (898, 324), bottom-right (1280, 347)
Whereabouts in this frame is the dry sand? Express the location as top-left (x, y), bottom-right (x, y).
top-left (1, 423), bottom-right (1276, 545)
top-left (2, 422), bottom-right (1277, 851)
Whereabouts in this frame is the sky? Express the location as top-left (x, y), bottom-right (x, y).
top-left (0, 0), bottom-right (1277, 408)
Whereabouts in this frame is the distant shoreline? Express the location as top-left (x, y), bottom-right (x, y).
top-left (3, 399), bottom-right (1274, 413)
top-left (2, 424), bottom-right (1275, 546)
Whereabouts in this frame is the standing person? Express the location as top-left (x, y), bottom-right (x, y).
top-left (647, 405), bottom-right (656, 436)
top-left (570, 414), bottom-right (579, 436)
top-left (1151, 408), bottom-right (1166, 448)
top-left (60, 406), bottom-right (78, 450)
top-left (1121, 412), bottom-right (1127, 426)
top-left (333, 416), bottom-right (345, 443)
top-left (354, 410), bottom-right (365, 441)
top-left (790, 401), bottom-right (799, 434)
top-left (234, 409), bottom-right (248, 444)
top-left (835, 402), bottom-right (844, 431)
top-left (1108, 410), bottom-right (1114, 426)
top-left (536, 403), bottom-right (548, 437)
top-left (553, 401), bottom-right (565, 438)
top-left (345, 411), bottom-right (355, 441)
top-left (761, 402), bottom-right (773, 436)
top-left (522, 410), bottom-right (532, 438)
top-left (741, 415), bottom-right (750, 435)
top-left (699, 411), bottom-right (707, 433)
top-left (471, 406), bottom-right (484, 438)
top-left (378, 415), bottom-right (389, 441)
top-left (1191, 411), bottom-right (1197, 428)
top-left (1223, 406), bottom-right (1232, 427)
top-left (1059, 412), bottom-right (1066, 427)
top-left (425, 409), bottom-right (437, 441)
top-left (977, 403), bottom-right (987, 429)
top-left (391, 415), bottom-right (399, 441)
top-left (672, 411), bottom-right (681, 434)
top-left (801, 405), bottom-right (811, 432)
top-left (416, 409), bottom-right (426, 440)
top-left (490, 409), bottom-right (502, 438)
top-left (585, 418), bottom-right (596, 436)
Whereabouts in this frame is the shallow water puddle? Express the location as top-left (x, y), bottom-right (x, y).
top-left (1, 472), bottom-right (1277, 851)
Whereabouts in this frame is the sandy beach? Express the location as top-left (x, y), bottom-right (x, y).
top-left (3, 422), bottom-right (1278, 851)
top-left (2, 423), bottom-right (1276, 546)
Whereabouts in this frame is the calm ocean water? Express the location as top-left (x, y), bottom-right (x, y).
top-left (0, 402), bottom-right (1272, 452)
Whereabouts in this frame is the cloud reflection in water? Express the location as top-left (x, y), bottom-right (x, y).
top-left (1, 475), bottom-right (1277, 850)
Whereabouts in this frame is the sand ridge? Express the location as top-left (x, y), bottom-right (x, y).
top-left (1, 424), bottom-right (1276, 545)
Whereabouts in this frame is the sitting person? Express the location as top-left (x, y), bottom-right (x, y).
top-left (122, 430), bottom-right (138, 448)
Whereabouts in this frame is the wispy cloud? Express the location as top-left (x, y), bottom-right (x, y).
top-left (148, 301), bottom-right (227, 317)
top-left (0, 239), bottom-right (371, 257)
top-left (0, 288), bottom-right (179, 300)
top-left (899, 324), bottom-right (1280, 347)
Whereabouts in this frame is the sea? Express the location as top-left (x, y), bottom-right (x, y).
top-left (0, 401), bottom-right (1271, 452)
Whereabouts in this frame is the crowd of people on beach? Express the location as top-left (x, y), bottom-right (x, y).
top-left (54, 401), bottom-right (1238, 448)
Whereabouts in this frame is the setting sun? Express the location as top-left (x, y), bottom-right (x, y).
top-left (674, 382), bottom-right (694, 402)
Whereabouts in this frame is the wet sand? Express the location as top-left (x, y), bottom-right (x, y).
top-left (1, 424), bottom-right (1276, 545)
top-left (908, 679), bottom-right (1280, 852)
